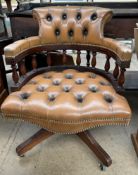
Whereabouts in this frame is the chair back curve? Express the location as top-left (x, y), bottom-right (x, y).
top-left (33, 6), bottom-right (113, 45)
top-left (3, 6), bottom-right (132, 90)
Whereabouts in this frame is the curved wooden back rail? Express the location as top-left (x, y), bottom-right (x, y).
top-left (9, 46), bottom-right (125, 93)
top-left (4, 6), bottom-right (132, 92)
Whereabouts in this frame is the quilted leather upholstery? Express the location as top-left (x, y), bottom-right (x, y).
top-left (4, 6), bottom-right (132, 65)
top-left (1, 68), bottom-right (131, 134)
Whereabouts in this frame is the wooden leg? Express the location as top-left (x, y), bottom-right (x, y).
top-left (16, 128), bottom-right (54, 156)
top-left (131, 130), bottom-right (138, 157)
top-left (16, 128), bottom-right (112, 167)
top-left (77, 131), bottom-right (112, 167)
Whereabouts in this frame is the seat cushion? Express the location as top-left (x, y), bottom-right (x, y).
top-left (1, 68), bottom-right (131, 134)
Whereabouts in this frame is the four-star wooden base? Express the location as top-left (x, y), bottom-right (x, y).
top-left (16, 128), bottom-right (112, 168)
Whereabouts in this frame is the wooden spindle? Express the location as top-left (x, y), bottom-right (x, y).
top-left (63, 50), bottom-right (67, 65)
top-left (47, 53), bottom-right (52, 66)
top-left (118, 68), bottom-right (126, 87)
top-left (76, 50), bottom-right (81, 66)
top-left (32, 54), bottom-right (37, 69)
top-left (11, 61), bottom-right (19, 84)
top-left (19, 60), bottom-right (27, 76)
top-left (86, 50), bottom-right (90, 67)
top-left (91, 51), bottom-right (96, 68)
top-left (113, 62), bottom-right (119, 79)
top-left (104, 55), bottom-right (110, 72)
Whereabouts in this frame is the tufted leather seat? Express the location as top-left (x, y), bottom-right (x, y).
top-left (1, 68), bottom-right (131, 133)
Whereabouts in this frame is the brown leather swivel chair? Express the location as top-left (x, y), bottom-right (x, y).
top-left (1, 6), bottom-right (132, 169)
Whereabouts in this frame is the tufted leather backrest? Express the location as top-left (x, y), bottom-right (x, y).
top-left (33, 6), bottom-right (112, 45)
top-left (4, 6), bottom-right (132, 68)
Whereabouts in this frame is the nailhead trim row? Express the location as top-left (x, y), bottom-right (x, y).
top-left (1, 113), bottom-right (130, 134)
top-left (1, 112), bottom-right (130, 124)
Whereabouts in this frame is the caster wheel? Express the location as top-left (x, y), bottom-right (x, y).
top-left (99, 163), bottom-right (106, 171)
top-left (18, 154), bottom-right (25, 157)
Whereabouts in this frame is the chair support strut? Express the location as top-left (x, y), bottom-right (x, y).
top-left (16, 128), bottom-right (112, 167)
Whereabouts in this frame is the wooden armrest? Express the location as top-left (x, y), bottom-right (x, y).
top-left (102, 38), bottom-right (132, 68)
top-left (4, 36), bottom-right (41, 63)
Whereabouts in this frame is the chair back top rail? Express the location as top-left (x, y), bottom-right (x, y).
top-left (4, 6), bottom-right (132, 68)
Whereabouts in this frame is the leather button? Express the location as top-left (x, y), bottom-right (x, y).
top-left (91, 13), bottom-right (97, 21)
top-left (20, 92), bottom-right (30, 100)
top-left (76, 12), bottom-right (81, 20)
top-left (55, 28), bottom-right (60, 36)
top-left (53, 79), bottom-right (61, 86)
top-left (65, 74), bottom-right (73, 79)
top-left (63, 85), bottom-right (72, 92)
top-left (89, 85), bottom-right (98, 93)
top-left (104, 94), bottom-right (113, 103)
top-left (75, 78), bottom-right (84, 84)
top-left (68, 29), bottom-right (74, 37)
top-left (82, 28), bottom-right (88, 36)
top-left (62, 13), bottom-right (67, 20)
top-left (48, 93), bottom-right (56, 101)
top-left (76, 93), bottom-right (83, 103)
top-left (46, 14), bottom-right (52, 22)
top-left (36, 85), bottom-right (45, 92)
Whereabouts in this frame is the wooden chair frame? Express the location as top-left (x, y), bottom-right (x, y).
top-left (4, 41), bottom-right (131, 169)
